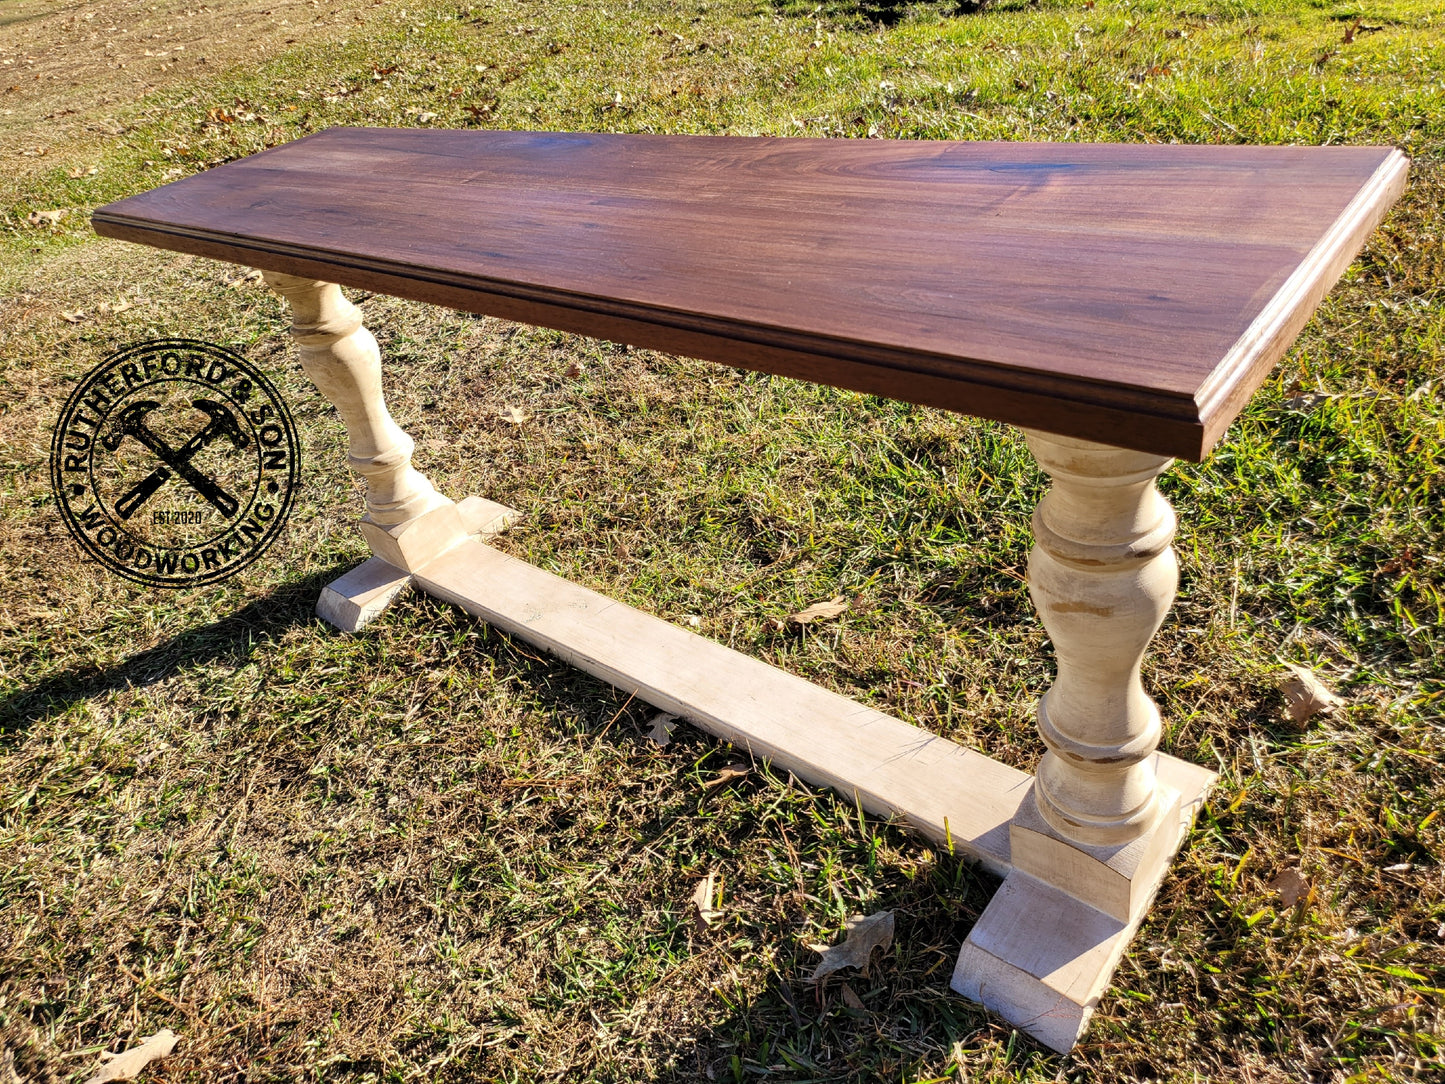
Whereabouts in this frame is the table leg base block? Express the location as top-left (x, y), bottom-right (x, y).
top-left (1009, 785), bottom-right (1184, 923)
top-left (951, 872), bottom-right (1134, 1053)
top-left (318, 558), bottom-right (414, 632)
top-left (951, 757), bottom-right (1214, 1053)
top-left (318, 498), bottom-right (520, 632)
top-left (359, 498), bottom-right (466, 571)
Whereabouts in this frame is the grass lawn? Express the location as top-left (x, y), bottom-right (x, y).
top-left (1, 0), bottom-right (1442, 1080)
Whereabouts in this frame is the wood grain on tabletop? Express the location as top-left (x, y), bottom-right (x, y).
top-left (92, 128), bottom-right (1408, 459)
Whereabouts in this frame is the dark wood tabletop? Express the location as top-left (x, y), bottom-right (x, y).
top-left (92, 128), bottom-right (1407, 459)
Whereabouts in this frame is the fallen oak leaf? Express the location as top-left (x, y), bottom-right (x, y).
top-left (1268, 866), bottom-right (1310, 909)
top-left (84, 1029), bottom-right (180, 1083)
top-left (789, 595), bottom-right (848, 625)
top-left (645, 711), bottom-right (677, 748)
top-left (1280, 664), bottom-right (1343, 724)
top-left (810, 911), bottom-right (894, 983)
top-left (840, 983), bottom-right (866, 1011)
top-left (61, 309), bottom-right (87, 323)
top-left (501, 405), bottom-right (529, 425)
top-left (27, 209), bottom-right (66, 227)
top-left (690, 869), bottom-right (723, 928)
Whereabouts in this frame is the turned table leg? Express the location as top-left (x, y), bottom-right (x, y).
top-left (1021, 430), bottom-right (1177, 849)
top-left (952, 430), bottom-right (1214, 1052)
top-left (263, 272), bottom-right (515, 629)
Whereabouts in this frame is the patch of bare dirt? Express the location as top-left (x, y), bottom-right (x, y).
top-left (0, 0), bottom-right (379, 171)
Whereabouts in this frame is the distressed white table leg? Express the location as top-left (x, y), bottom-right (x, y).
top-left (262, 272), bottom-right (517, 629)
top-left (953, 432), bottom-right (1215, 1052)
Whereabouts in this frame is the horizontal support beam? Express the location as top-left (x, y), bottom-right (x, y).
top-left (413, 540), bottom-right (1211, 887)
top-left (416, 539), bottom-right (1029, 874)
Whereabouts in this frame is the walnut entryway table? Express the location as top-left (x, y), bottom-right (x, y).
top-left (93, 129), bottom-right (1407, 1052)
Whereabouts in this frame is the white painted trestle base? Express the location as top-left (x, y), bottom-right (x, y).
top-left (263, 270), bottom-right (1216, 1054)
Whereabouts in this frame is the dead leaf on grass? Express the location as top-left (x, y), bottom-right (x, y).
top-left (1280, 664), bottom-right (1343, 723)
top-left (646, 711), bottom-right (677, 748)
top-left (691, 869), bottom-right (723, 928)
top-left (789, 595), bottom-right (848, 625)
top-left (701, 763), bottom-right (748, 789)
top-left (84, 1029), bottom-right (179, 1083)
top-left (26, 209), bottom-right (66, 227)
top-left (809, 911), bottom-right (894, 983)
top-left (224, 269), bottom-right (262, 288)
top-left (1337, 19), bottom-right (1383, 44)
top-left (97, 299), bottom-right (132, 315)
top-left (67, 165), bottom-right (99, 179)
top-left (1127, 64), bottom-right (1172, 85)
top-left (840, 983), bottom-right (866, 1010)
top-left (61, 309), bottom-right (87, 323)
top-left (501, 405), bottom-right (529, 425)
top-left (1269, 866), bottom-right (1311, 909)
top-left (1283, 384), bottom-right (1336, 412)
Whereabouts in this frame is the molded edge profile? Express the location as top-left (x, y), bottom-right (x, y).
top-left (91, 214), bottom-right (1209, 458)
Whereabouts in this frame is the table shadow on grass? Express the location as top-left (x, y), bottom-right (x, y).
top-left (0, 561), bottom-right (354, 751)
top-left (770, 0), bottom-right (1007, 28)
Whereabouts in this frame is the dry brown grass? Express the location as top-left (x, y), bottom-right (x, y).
top-left (0, 0), bottom-right (376, 169)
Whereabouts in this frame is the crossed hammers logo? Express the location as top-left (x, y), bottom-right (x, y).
top-left (102, 399), bottom-right (250, 520)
